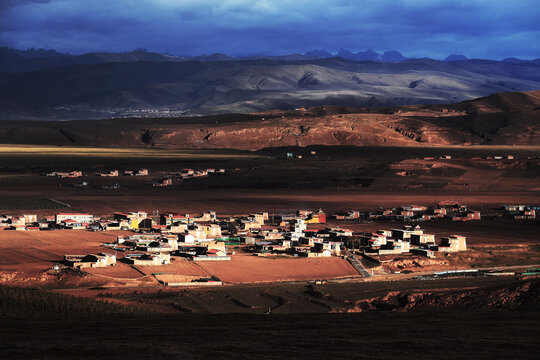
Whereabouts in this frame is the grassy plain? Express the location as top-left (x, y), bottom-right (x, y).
top-left (0, 144), bottom-right (263, 168)
top-left (0, 144), bottom-right (537, 215)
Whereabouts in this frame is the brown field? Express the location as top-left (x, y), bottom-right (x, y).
top-left (196, 254), bottom-right (359, 284)
top-left (0, 145), bottom-right (538, 216)
top-left (0, 230), bottom-right (132, 287)
top-left (0, 230), bottom-right (129, 266)
top-left (1, 188), bottom-right (538, 216)
top-left (84, 263), bottom-right (148, 280)
top-left (139, 260), bottom-right (211, 278)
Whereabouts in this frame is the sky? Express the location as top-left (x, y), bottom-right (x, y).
top-left (0, 0), bottom-right (539, 59)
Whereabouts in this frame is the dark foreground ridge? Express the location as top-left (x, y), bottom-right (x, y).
top-left (0, 279), bottom-right (539, 359)
top-left (1, 311), bottom-right (538, 360)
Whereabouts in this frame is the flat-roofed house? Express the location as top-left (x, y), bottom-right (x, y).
top-left (410, 233), bottom-right (436, 245)
top-left (124, 253), bottom-right (170, 266)
top-left (56, 213), bottom-right (93, 225)
top-left (160, 212), bottom-right (188, 226)
top-left (440, 235), bottom-right (467, 252)
top-left (64, 253), bottom-right (116, 269)
top-left (22, 214), bottom-right (38, 224)
top-left (178, 233), bottom-right (196, 243)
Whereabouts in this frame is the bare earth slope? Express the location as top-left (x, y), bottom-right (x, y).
top-left (0, 90), bottom-right (538, 149)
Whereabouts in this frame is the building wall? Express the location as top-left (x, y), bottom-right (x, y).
top-left (56, 214), bottom-right (93, 224)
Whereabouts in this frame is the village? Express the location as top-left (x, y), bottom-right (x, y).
top-left (43, 167), bottom-right (227, 188)
top-left (1, 201), bottom-right (537, 287)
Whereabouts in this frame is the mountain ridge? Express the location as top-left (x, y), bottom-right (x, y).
top-left (1, 57), bottom-right (539, 120)
top-left (3, 47), bottom-right (539, 74)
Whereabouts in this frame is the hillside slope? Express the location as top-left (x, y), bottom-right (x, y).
top-left (1, 58), bottom-right (539, 119)
top-left (0, 90), bottom-right (537, 149)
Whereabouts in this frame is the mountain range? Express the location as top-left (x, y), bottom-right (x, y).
top-left (1, 47), bottom-right (540, 120)
top-left (2, 47), bottom-right (540, 74)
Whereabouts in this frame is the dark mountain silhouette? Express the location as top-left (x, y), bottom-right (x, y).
top-left (6, 47), bottom-right (537, 74)
top-left (502, 57), bottom-right (540, 65)
top-left (381, 51), bottom-right (407, 62)
top-left (336, 48), bottom-right (356, 59)
top-left (191, 53), bottom-right (236, 61)
top-left (0, 47), bottom-right (184, 73)
top-left (11, 48), bottom-right (65, 58)
top-left (355, 49), bottom-right (382, 61)
top-left (337, 48), bottom-right (382, 61)
top-left (444, 54), bottom-right (468, 61)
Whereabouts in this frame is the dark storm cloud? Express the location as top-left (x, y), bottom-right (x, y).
top-left (1, 0), bottom-right (539, 59)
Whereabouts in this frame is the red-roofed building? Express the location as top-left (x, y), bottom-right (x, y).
top-left (160, 212), bottom-right (188, 226)
top-left (60, 219), bottom-right (89, 229)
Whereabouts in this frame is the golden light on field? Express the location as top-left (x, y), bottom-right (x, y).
top-left (0, 145), bottom-right (264, 159)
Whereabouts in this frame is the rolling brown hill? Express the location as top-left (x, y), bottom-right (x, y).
top-left (0, 90), bottom-right (538, 150)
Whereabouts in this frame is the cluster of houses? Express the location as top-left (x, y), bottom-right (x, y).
top-left (353, 225), bottom-right (467, 259)
top-left (4, 202), bottom-right (536, 275)
top-left (58, 209), bottom-right (338, 270)
top-left (422, 155), bottom-right (516, 161)
top-left (0, 213), bottom-right (94, 231)
top-left (238, 210), bottom-right (343, 258)
top-left (0, 214), bottom-right (41, 230)
top-left (115, 234), bottom-right (229, 262)
top-left (474, 155), bottom-right (515, 160)
top-left (285, 151), bottom-right (317, 159)
top-left (178, 168), bottom-right (226, 179)
top-left (502, 205), bottom-right (536, 220)
top-left (62, 213), bottom-right (232, 270)
top-left (151, 168), bottom-right (226, 187)
top-left (96, 168), bottom-right (149, 177)
top-left (123, 169), bottom-right (149, 176)
top-left (41, 167), bottom-right (228, 189)
top-left (144, 168), bottom-right (226, 187)
top-left (44, 168), bottom-right (149, 178)
top-left (364, 202), bottom-right (481, 222)
top-left (1, 201), bottom-right (535, 233)
top-left (423, 155), bottom-right (453, 160)
top-left (45, 171), bottom-right (83, 178)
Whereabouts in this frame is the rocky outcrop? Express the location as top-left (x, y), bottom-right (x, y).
top-left (335, 279), bottom-right (540, 313)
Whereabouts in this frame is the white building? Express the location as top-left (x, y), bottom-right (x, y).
top-left (55, 213), bottom-right (94, 225)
